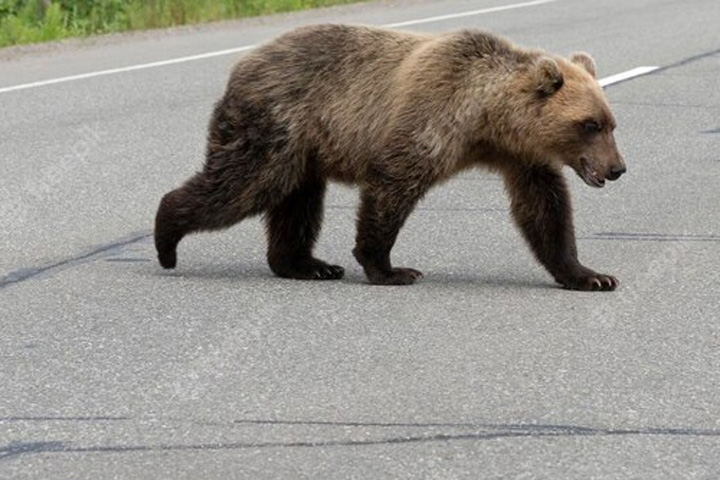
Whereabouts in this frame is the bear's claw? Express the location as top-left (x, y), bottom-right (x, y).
top-left (561, 273), bottom-right (618, 291)
top-left (314, 264), bottom-right (346, 280)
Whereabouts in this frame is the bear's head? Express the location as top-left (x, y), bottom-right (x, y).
top-left (525, 53), bottom-right (626, 187)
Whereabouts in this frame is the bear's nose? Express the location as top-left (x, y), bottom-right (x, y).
top-left (607, 166), bottom-right (626, 181)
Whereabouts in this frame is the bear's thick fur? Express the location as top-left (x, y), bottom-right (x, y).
top-left (155, 24), bottom-right (626, 290)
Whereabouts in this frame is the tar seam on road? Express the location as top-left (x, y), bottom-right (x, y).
top-left (598, 45), bottom-right (720, 88)
top-left (0, 0), bottom-right (557, 94)
top-left (0, 232), bottom-right (151, 291)
top-left (586, 232), bottom-right (720, 242)
top-left (0, 416), bottom-right (131, 422)
top-left (653, 46), bottom-right (720, 74)
top-left (2, 421), bottom-right (720, 461)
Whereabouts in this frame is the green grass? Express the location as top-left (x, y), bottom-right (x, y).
top-left (0, 0), bottom-right (365, 48)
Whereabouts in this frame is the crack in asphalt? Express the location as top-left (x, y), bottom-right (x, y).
top-left (585, 232), bottom-right (720, 242)
top-left (0, 231), bottom-right (151, 291)
top-left (2, 419), bottom-right (720, 460)
top-left (653, 47), bottom-right (720, 75)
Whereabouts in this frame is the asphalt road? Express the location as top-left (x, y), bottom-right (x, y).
top-left (1, 0), bottom-right (720, 478)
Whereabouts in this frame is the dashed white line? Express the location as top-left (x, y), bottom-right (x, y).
top-left (384, 0), bottom-right (556, 28)
top-left (0, 0), bottom-right (556, 95)
top-left (598, 66), bottom-right (660, 87)
top-left (0, 46), bottom-right (256, 94)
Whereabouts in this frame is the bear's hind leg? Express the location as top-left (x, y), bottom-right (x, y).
top-left (155, 189), bottom-right (184, 269)
top-left (155, 172), bottom-right (261, 269)
top-left (265, 180), bottom-right (344, 280)
top-left (502, 164), bottom-right (618, 291)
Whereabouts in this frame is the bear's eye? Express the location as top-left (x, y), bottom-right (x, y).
top-left (582, 120), bottom-right (603, 134)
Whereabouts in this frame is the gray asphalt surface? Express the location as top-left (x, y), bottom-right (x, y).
top-left (1, 0), bottom-right (720, 478)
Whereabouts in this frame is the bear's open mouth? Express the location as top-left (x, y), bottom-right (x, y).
top-left (579, 158), bottom-right (605, 188)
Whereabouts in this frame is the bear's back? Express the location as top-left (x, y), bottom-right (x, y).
top-left (221, 26), bottom-right (426, 176)
top-left (226, 24), bottom-right (423, 108)
top-left (217, 25), bottom-right (533, 181)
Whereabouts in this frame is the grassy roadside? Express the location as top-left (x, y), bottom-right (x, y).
top-left (0, 0), bottom-right (365, 48)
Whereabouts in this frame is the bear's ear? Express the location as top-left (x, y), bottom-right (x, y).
top-left (570, 52), bottom-right (596, 78)
top-left (532, 56), bottom-right (564, 96)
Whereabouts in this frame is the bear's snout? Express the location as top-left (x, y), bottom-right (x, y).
top-left (606, 165), bottom-right (626, 181)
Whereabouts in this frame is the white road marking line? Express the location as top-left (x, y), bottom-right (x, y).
top-left (0, 0), bottom-right (556, 95)
top-left (598, 66), bottom-right (659, 87)
top-left (384, 0), bottom-right (556, 28)
top-left (0, 46), bottom-right (256, 94)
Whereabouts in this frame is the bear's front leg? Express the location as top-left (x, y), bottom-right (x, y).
top-left (503, 164), bottom-right (618, 291)
top-left (353, 188), bottom-right (424, 285)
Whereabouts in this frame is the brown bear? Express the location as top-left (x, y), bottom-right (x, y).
top-left (155, 24), bottom-right (626, 290)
